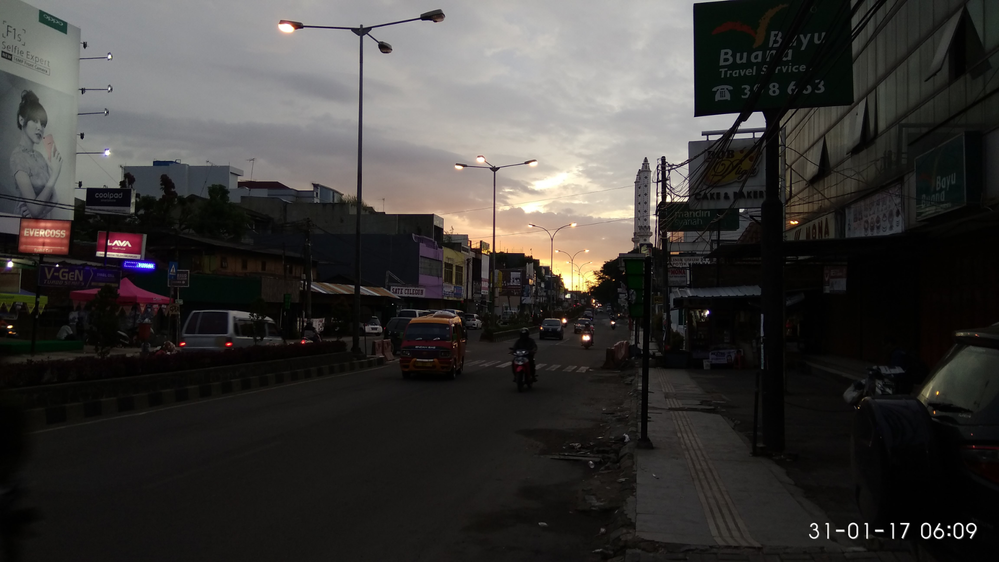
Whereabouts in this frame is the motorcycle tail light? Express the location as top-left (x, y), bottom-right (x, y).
top-left (961, 446), bottom-right (999, 484)
top-left (224, 338), bottom-right (233, 348)
top-left (178, 341), bottom-right (186, 347)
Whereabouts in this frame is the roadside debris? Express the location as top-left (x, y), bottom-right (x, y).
top-left (538, 522), bottom-right (548, 528)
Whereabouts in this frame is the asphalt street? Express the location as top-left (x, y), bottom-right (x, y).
top-left (23, 319), bottom-right (626, 561)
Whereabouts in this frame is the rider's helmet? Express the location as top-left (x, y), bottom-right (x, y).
top-left (520, 328), bottom-right (530, 338)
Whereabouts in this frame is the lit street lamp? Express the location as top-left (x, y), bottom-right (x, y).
top-left (527, 222), bottom-right (575, 308)
top-left (280, 9), bottom-right (445, 357)
top-left (455, 156), bottom-right (538, 317)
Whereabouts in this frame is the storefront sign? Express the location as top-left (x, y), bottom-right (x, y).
top-left (167, 269), bottom-right (189, 288)
top-left (660, 202), bottom-right (740, 231)
top-left (693, 0), bottom-right (854, 116)
top-left (709, 349), bottom-right (737, 365)
top-left (788, 213), bottom-right (838, 241)
top-left (823, 266), bottom-right (847, 294)
top-left (688, 138), bottom-right (766, 210)
top-left (17, 218), bottom-right (71, 255)
top-left (668, 268), bottom-right (688, 287)
top-left (454, 285), bottom-right (463, 299)
top-left (37, 264), bottom-right (119, 289)
top-left (122, 260), bottom-right (156, 271)
top-left (666, 256), bottom-right (714, 267)
top-left (914, 133), bottom-right (982, 221)
top-left (96, 231), bottom-right (147, 260)
top-left (0, 0), bottom-right (80, 227)
top-left (443, 283), bottom-right (455, 299)
top-left (390, 285), bottom-right (426, 298)
top-left (845, 185), bottom-right (904, 238)
top-left (85, 188), bottom-right (135, 215)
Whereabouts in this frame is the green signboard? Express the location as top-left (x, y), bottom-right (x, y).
top-left (693, 0), bottom-right (853, 117)
top-left (660, 203), bottom-right (740, 232)
top-left (914, 133), bottom-right (982, 221)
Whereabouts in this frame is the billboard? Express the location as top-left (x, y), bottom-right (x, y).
top-left (37, 264), bottom-right (119, 289)
top-left (0, 0), bottom-right (80, 232)
top-left (693, 0), bottom-right (853, 117)
top-left (17, 217), bottom-right (70, 254)
top-left (688, 138), bottom-right (766, 209)
top-left (96, 231), bottom-right (147, 260)
top-left (660, 202), bottom-right (740, 231)
top-left (86, 188), bottom-right (135, 215)
top-left (914, 133), bottom-right (982, 221)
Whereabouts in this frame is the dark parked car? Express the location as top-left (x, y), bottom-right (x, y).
top-left (539, 318), bottom-right (564, 340)
top-left (383, 317), bottom-right (413, 353)
top-left (852, 325), bottom-right (999, 561)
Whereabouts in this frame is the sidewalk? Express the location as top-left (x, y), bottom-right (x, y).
top-left (627, 367), bottom-right (922, 562)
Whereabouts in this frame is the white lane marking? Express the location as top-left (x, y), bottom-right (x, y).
top-left (535, 363), bottom-right (547, 369)
top-left (546, 364), bottom-right (560, 371)
top-left (496, 361), bottom-right (511, 368)
top-left (480, 360), bottom-right (499, 367)
top-left (577, 367), bottom-right (589, 373)
top-left (465, 359), bottom-right (485, 366)
top-left (563, 366), bottom-right (577, 372)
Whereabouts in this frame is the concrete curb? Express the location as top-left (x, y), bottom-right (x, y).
top-left (27, 357), bottom-right (385, 431)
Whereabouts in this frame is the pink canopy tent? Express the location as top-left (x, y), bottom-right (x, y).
top-left (70, 278), bottom-right (172, 305)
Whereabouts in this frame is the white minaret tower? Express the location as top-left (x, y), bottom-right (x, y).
top-left (633, 157), bottom-right (653, 248)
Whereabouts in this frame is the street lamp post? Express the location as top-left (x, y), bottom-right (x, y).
top-left (280, 9), bottom-right (445, 357)
top-left (574, 261), bottom-right (593, 294)
top-left (527, 222), bottom-right (575, 311)
top-left (455, 156), bottom-right (538, 319)
top-left (556, 248), bottom-right (589, 294)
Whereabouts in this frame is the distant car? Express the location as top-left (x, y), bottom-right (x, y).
top-left (463, 314), bottom-right (483, 329)
top-left (363, 317), bottom-right (383, 335)
top-left (397, 309), bottom-right (431, 318)
top-left (852, 324), bottom-right (999, 561)
top-left (574, 318), bottom-right (592, 334)
top-left (540, 318), bottom-right (564, 340)
top-left (383, 317), bottom-right (413, 353)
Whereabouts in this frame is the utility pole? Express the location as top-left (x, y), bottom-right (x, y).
top-left (304, 219), bottom-right (313, 326)
top-left (661, 157), bottom-right (670, 343)
top-left (760, 109), bottom-right (786, 453)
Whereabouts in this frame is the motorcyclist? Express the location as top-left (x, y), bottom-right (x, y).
top-left (511, 328), bottom-right (538, 381)
top-left (581, 322), bottom-right (595, 346)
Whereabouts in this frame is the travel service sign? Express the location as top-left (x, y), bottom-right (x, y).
top-left (693, 0), bottom-right (853, 117)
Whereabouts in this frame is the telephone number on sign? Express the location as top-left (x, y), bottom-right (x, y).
top-left (738, 80), bottom-right (826, 99)
top-left (808, 522), bottom-right (978, 540)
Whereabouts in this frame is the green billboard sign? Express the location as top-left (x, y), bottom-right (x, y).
top-left (693, 0), bottom-right (854, 117)
top-left (914, 133), bottom-right (982, 221)
top-left (660, 203), bottom-right (740, 232)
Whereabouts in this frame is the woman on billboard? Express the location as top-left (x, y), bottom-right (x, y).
top-left (10, 90), bottom-right (62, 218)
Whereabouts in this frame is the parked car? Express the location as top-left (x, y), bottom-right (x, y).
top-left (363, 317), bottom-right (382, 335)
top-left (540, 318), bottom-right (564, 340)
top-left (397, 309), bottom-right (431, 318)
top-left (179, 310), bottom-right (285, 351)
top-left (851, 324), bottom-right (999, 561)
top-left (383, 317), bottom-right (413, 353)
top-left (463, 313), bottom-right (483, 329)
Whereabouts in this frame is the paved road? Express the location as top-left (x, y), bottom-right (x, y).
top-left (23, 320), bottom-right (626, 561)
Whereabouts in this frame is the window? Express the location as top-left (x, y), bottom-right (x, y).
top-left (241, 259), bottom-right (248, 271)
top-left (404, 323), bottom-right (450, 341)
top-left (925, 8), bottom-right (991, 82)
top-left (444, 262), bottom-right (454, 284)
top-left (454, 265), bottom-right (464, 284)
top-left (419, 257), bottom-right (442, 277)
top-left (195, 312), bottom-right (228, 335)
top-left (220, 256), bottom-right (228, 270)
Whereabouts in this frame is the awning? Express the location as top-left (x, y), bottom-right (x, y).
top-left (311, 282), bottom-right (401, 299)
top-left (670, 285), bottom-right (803, 308)
top-left (0, 290), bottom-right (48, 314)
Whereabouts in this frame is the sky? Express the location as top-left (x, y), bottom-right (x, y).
top-left (42, 0), bottom-right (765, 291)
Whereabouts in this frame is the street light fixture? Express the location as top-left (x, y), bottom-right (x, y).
top-left (77, 148), bottom-right (111, 156)
top-left (80, 85), bottom-right (112, 94)
top-left (78, 108), bottom-right (109, 116)
top-left (455, 156), bottom-right (538, 318)
top-left (280, 8), bottom-right (445, 357)
top-left (527, 222), bottom-right (575, 309)
top-left (574, 261), bottom-right (593, 293)
top-left (556, 248), bottom-right (589, 293)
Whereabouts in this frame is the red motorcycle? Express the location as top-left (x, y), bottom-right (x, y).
top-left (511, 349), bottom-right (535, 392)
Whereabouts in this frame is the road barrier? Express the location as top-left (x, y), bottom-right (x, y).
top-left (603, 340), bottom-right (630, 370)
top-left (370, 339), bottom-right (395, 361)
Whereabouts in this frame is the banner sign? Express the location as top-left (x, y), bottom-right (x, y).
top-left (687, 138), bottom-right (767, 209)
top-left (0, 0), bottom-right (80, 229)
top-left (668, 268), bottom-right (688, 287)
top-left (390, 285), bottom-right (426, 298)
top-left (787, 213), bottom-right (838, 241)
top-left (914, 133), bottom-right (982, 221)
top-left (85, 188), bottom-right (135, 215)
top-left (693, 0), bottom-right (854, 117)
top-left (845, 185), bottom-right (904, 238)
top-left (443, 283), bottom-right (455, 299)
top-left (823, 266), bottom-right (847, 294)
top-left (167, 269), bottom-right (189, 288)
top-left (96, 231), bottom-right (147, 260)
top-left (17, 218), bottom-right (71, 254)
top-left (661, 202), bottom-right (740, 231)
top-left (666, 256), bottom-right (714, 267)
top-left (37, 263), bottom-right (119, 289)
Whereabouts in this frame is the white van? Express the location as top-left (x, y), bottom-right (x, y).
top-left (179, 310), bottom-right (285, 351)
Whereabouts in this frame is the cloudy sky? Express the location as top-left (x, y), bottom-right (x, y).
top-left (45, 0), bottom-right (764, 289)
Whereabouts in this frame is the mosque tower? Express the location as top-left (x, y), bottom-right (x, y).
top-left (632, 157), bottom-right (653, 249)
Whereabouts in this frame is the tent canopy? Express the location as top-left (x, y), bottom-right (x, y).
top-left (70, 278), bottom-right (171, 305)
top-left (0, 290), bottom-right (47, 313)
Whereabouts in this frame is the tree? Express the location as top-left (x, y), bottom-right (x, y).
top-left (188, 184), bottom-right (248, 239)
top-left (590, 255), bottom-right (630, 310)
